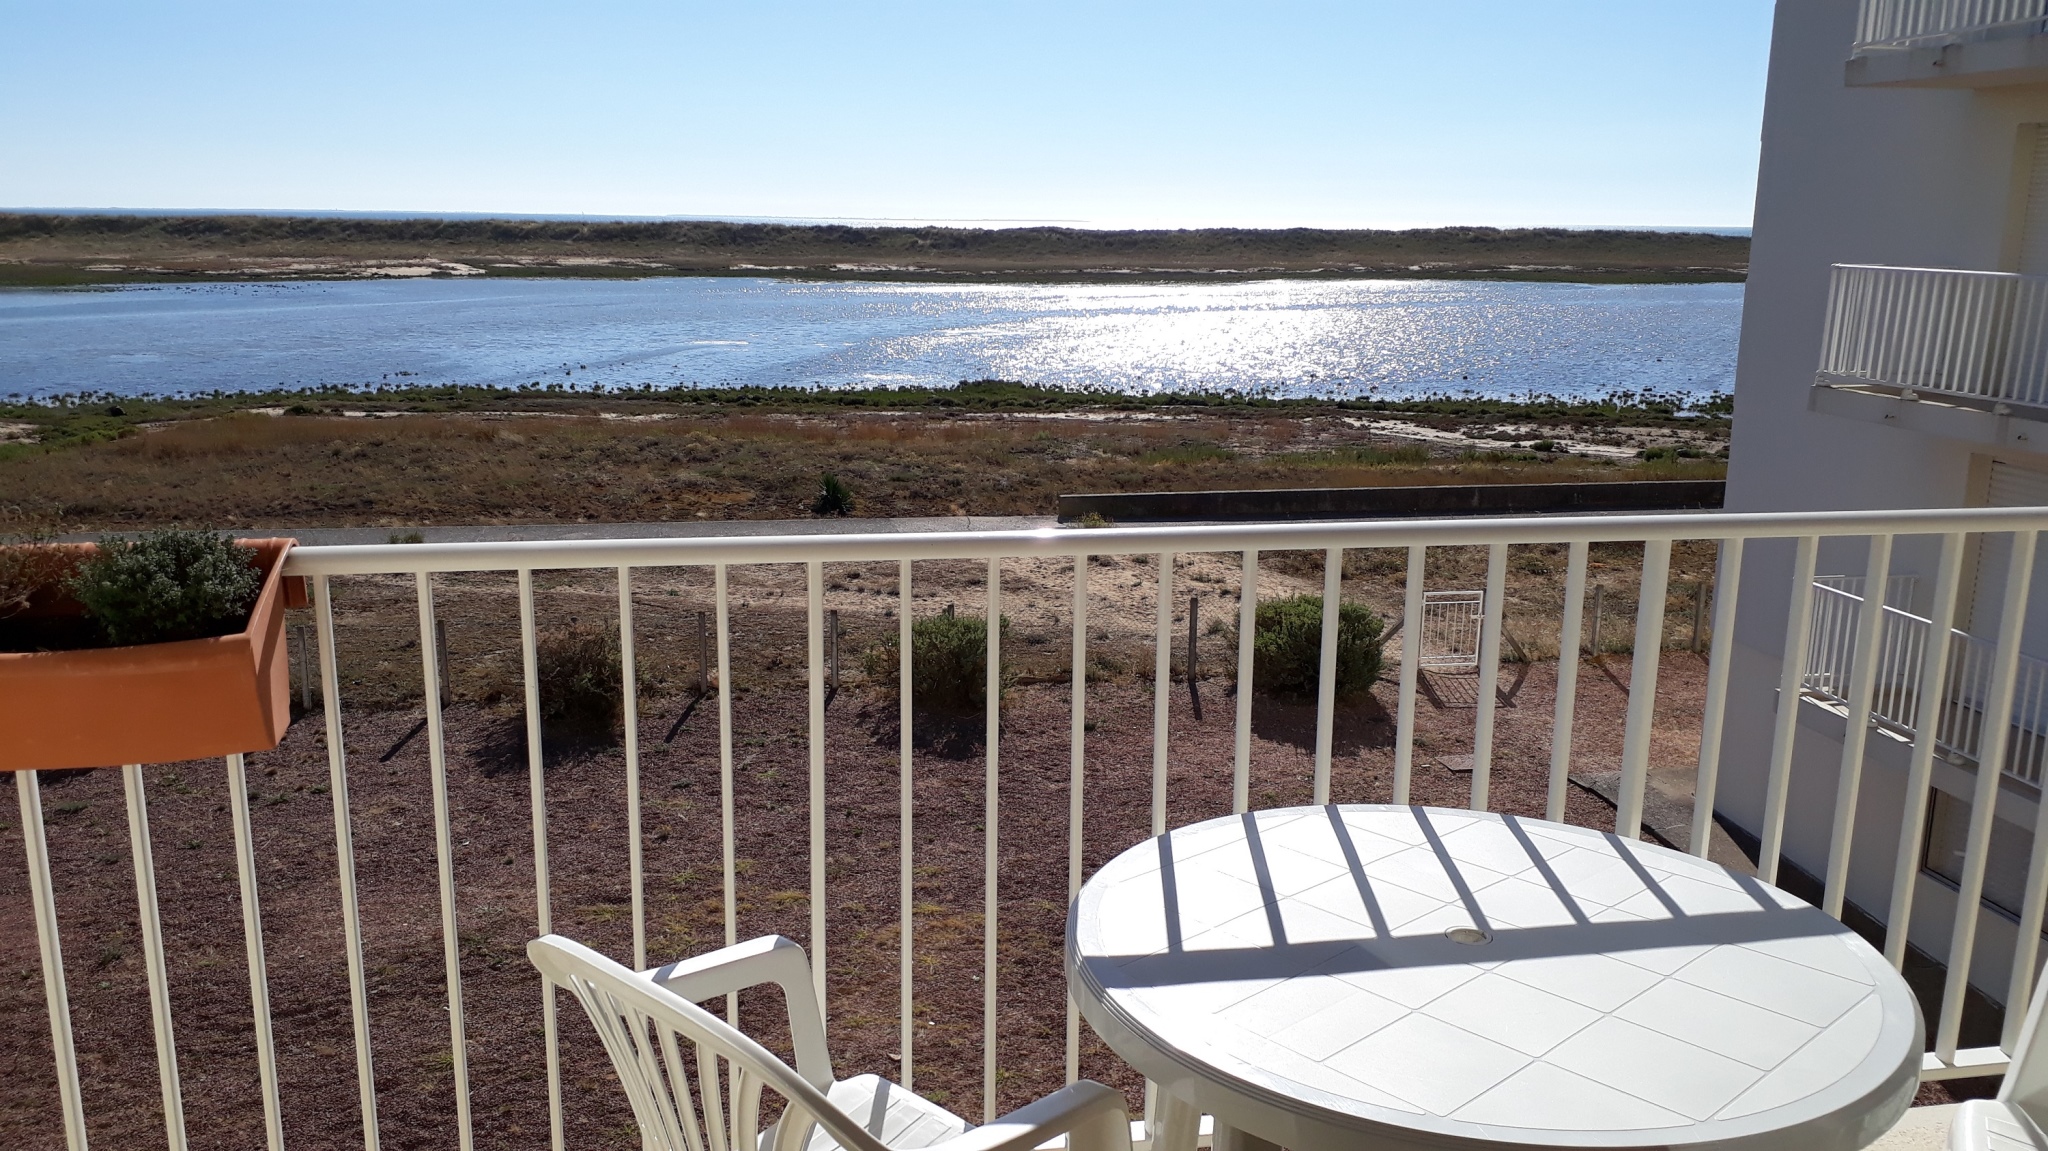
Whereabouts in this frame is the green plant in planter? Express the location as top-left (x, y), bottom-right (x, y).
top-left (1233, 594), bottom-right (1385, 699)
top-left (67, 529), bottom-right (262, 646)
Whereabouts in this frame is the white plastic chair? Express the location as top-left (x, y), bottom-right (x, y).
top-left (1950, 979), bottom-right (2048, 1149)
top-left (529, 933), bottom-right (1133, 1151)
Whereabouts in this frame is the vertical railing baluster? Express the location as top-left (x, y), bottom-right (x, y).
top-left (715, 564), bottom-right (738, 1025)
top-left (1933, 271), bottom-right (1959, 392)
top-left (1548, 542), bottom-right (1590, 823)
top-left (227, 752), bottom-right (285, 1151)
top-left (1690, 540), bottom-right (1744, 858)
top-left (313, 575), bottom-right (380, 1150)
top-left (1233, 550), bottom-right (1257, 814)
top-left (619, 567), bottom-right (646, 971)
top-left (2007, 674), bottom-right (2048, 1049)
top-left (18, 770), bottom-right (87, 1151)
top-left (1471, 544), bottom-right (1509, 812)
top-left (1393, 546), bottom-right (1425, 806)
top-left (806, 562), bottom-right (828, 1014)
top-left (1313, 548), bottom-right (1342, 805)
top-left (2001, 546), bottom-right (2048, 1042)
top-left (1875, 528), bottom-right (1957, 958)
top-left (2022, 278), bottom-right (2047, 404)
top-left (124, 764), bottom-right (187, 1151)
top-left (1615, 540), bottom-right (1673, 836)
top-left (983, 556), bottom-right (1002, 1123)
top-left (1760, 537), bottom-right (1822, 885)
top-left (1826, 261), bottom-right (1845, 375)
top-left (516, 569), bottom-right (564, 1151)
top-left (1068, 553), bottom-right (1089, 1082)
top-left (417, 575), bottom-right (474, 1151)
top-left (1823, 536), bottom-right (1894, 918)
top-left (900, 559), bottom-right (916, 1091)
top-left (1907, 269), bottom-right (1932, 388)
top-left (1153, 553), bottom-right (1174, 833)
top-left (1939, 530), bottom-right (2037, 1062)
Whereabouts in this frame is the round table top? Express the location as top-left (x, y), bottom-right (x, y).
top-left (1068, 806), bottom-right (1922, 1151)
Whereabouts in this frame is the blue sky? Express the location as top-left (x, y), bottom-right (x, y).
top-left (0, 1), bottom-right (1775, 229)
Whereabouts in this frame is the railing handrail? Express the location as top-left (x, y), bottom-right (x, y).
top-left (282, 505), bottom-right (2048, 576)
top-left (1831, 263), bottom-right (2035, 280)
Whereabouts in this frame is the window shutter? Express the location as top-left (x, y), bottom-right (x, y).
top-left (2021, 125), bottom-right (2048, 275)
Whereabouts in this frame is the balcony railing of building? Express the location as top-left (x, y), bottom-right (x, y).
top-left (11, 507), bottom-right (2048, 1151)
top-left (1806, 578), bottom-right (2048, 786)
top-left (1817, 264), bottom-right (2048, 412)
top-left (1854, 0), bottom-right (2048, 51)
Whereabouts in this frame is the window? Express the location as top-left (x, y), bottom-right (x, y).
top-left (1924, 789), bottom-right (2036, 919)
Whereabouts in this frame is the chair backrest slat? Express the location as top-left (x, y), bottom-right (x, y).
top-left (656, 1026), bottom-right (708, 1151)
top-left (697, 1043), bottom-right (731, 1151)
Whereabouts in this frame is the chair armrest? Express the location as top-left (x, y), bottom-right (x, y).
top-left (927, 1082), bottom-right (1132, 1151)
top-left (646, 935), bottom-right (832, 1089)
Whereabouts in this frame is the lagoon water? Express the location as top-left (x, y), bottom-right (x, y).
top-left (0, 276), bottom-right (1742, 403)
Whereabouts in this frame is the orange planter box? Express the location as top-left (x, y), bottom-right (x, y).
top-left (0, 538), bottom-right (299, 771)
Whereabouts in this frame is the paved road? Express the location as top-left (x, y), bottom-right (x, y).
top-left (75, 515), bottom-right (1061, 546)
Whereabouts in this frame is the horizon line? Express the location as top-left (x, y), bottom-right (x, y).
top-left (1, 206), bottom-right (1755, 236)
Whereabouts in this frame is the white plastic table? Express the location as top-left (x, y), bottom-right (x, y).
top-left (1067, 805), bottom-right (1923, 1151)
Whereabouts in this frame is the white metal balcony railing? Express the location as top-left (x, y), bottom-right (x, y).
top-left (1854, 0), bottom-right (2048, 51)
top-left (1817, 264), bottom-right (2048, 411)
top-left (11, 507), bottom-right (2048, 1151)
top-left (1806, 579), bottom-right (2048, 785)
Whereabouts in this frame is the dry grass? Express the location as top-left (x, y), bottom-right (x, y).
top-left (1, 410), bottom-right (1722, 530)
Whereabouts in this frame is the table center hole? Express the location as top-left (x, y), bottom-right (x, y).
top-left (1445, 925), bottom-right (1492, 946)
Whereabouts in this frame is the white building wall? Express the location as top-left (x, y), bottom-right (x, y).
top-left (1721, 0), bottom-right (2048, 1004)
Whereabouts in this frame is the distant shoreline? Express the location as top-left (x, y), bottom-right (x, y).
top-left (0, 213), bottom-right (1749, 288)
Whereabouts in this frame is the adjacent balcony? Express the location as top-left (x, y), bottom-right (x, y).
top-left (1848, 0), bottom-right (2048, 85)
top-left (1805, 576), bottom-right (2048, 786)
top-left (1812, 263), bottom-right (2048, 443)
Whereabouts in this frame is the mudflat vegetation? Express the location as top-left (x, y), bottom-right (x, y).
top-left (0, 214), bottom-right (1749, 286)
top-left (0, 384), bottom-right (1727, 530)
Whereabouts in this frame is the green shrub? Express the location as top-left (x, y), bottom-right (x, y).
top-left (1237, 594), bottom-right (1384, 699)
top-left (862, 612), bottom-right (1012, 713)
top-left (813, 474), bottom-right (854, 516)
top-left (67, 529), bottom-right (262, 646)
top-left (536, 624), bottom-right (624, 733)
